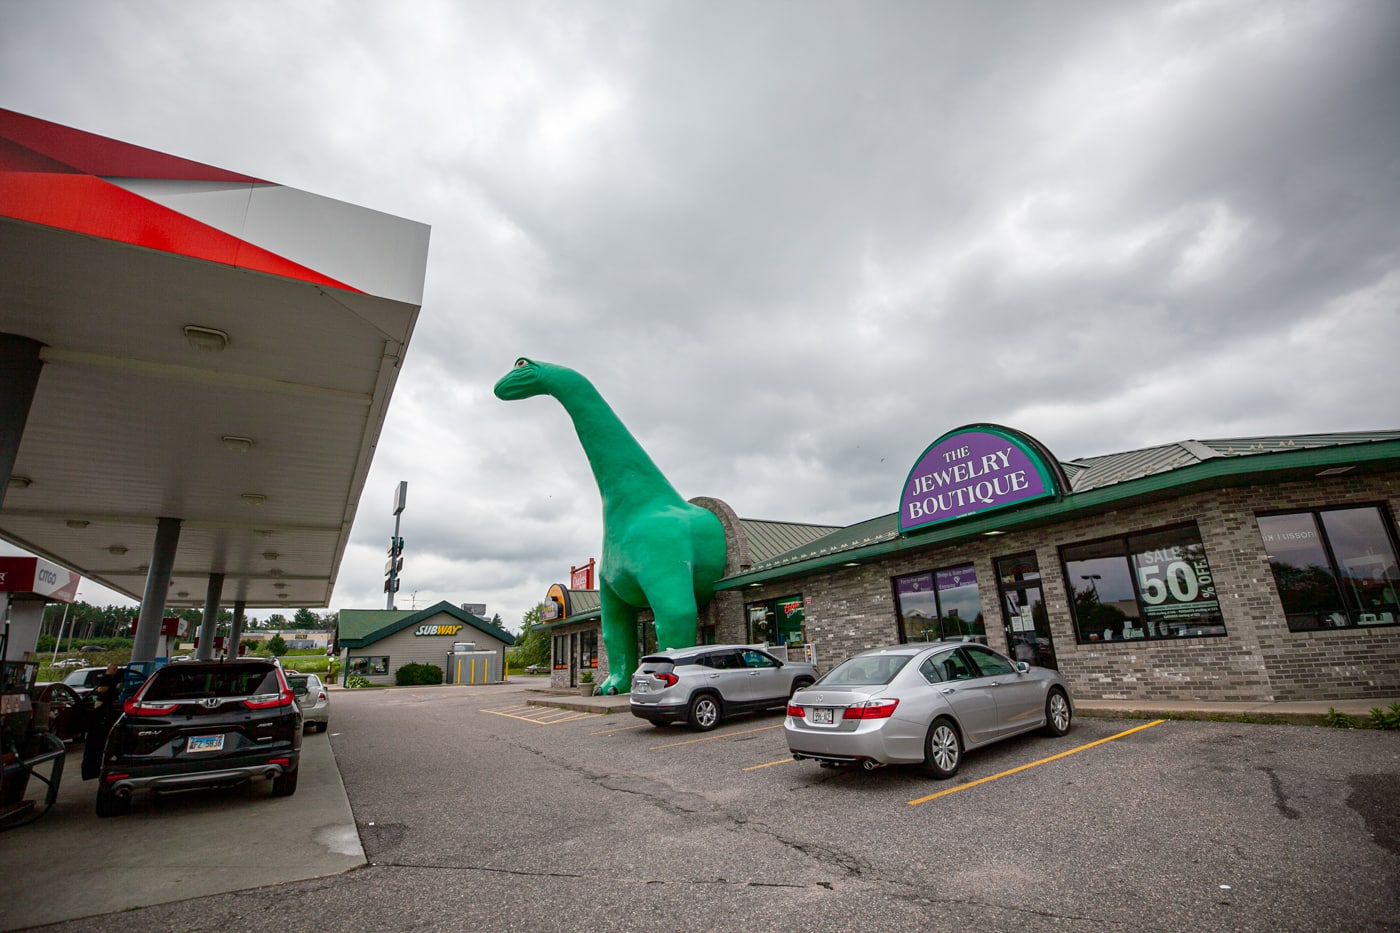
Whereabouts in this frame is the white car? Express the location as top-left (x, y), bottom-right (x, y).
top-left (286, 672), bottom-right (331, 733)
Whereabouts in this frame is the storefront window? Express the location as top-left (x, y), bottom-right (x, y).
top-left (893, 565), bottom-right (986, 644)
top-left (1062, 523), bottom-right (1225, 643)
top-left (1257, 506), bottom-right (1400, 631)
top-left (581, 630), bottom-right (598, 669)
top-left (745, 595), bottom-right (805, 645)
top-left (348, 656), bottom-right (390, 676)
top-left (553, 635), bottom-right (567, 671)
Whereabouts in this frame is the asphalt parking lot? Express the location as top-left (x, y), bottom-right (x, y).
top-left (15, 683), bottom-right (1400, 932)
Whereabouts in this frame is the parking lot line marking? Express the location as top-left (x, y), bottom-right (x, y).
top-left (907, 719), bottom-right (1165, 806)
top-left (590, 723), bottom-right (652, 735)
top-left (481, 708), bottom-right (602, 725)
top-left (649, 723), bottom-right (783, 750)
top-left (743, 757), bottom-right (796, 771)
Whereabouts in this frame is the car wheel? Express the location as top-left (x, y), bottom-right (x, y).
top-left (1042, 688), bottom-right (1072, 737)
top-left (95, 785), bottom-right (129, 818)
top-left (318, 721), bottom-right (329, 733)
top-left (272, 768), bottom-right (299, 797)
top-left (688, 693), bottom-right (721, 731)
top-left (921, 717), bottom-right (962, 780)
top-left (789, 677), bottom-right (814, 698)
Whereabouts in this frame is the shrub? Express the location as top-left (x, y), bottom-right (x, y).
top-left (1368, 702), bottom-right (1400, 730)
top-left (395, 662), bottom-right (443, 686)
top-left (346, 675), bottom-right (372, 689)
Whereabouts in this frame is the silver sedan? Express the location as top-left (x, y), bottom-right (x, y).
top-left (785, 642), bottom-right (1073, 778)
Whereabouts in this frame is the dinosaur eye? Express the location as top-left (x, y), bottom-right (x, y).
top-left (514, 358), bottom-right (529, 368)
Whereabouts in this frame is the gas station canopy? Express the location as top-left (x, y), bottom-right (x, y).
top-left (0, 109), bottom-right (430, 610)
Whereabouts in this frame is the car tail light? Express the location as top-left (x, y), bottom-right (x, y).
top-left (243, 688), bottom-right (295, 710)
top-left (124, 698), bottom-right (179, 716)
top-left (786, 704), bottom-right (803, 717)
top-left (268, 757), bottom-right (292, 767)
top-left (315, 690), bottom-right (328, 703)
top-left (652, 672), bottom-right (679, 687)
top-left (842, 699), bottom-right (900, 720)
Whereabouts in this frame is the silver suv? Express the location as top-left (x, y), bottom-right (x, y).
top-left (630, 645), bottom-right (817, 731)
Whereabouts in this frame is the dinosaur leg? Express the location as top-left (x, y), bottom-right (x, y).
top-left (646, 576), bottom-right (702, 653)
top-left (597, 584), bottom-right (639, 695)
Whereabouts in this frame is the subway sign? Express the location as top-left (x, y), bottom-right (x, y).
top-left (414, 623), bottom-right (464, 637)
top-left (898, 425), bottom-right (1065, 533)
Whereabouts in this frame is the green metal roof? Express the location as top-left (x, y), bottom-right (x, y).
top-left (740, 518), bottom-right (844, 564)
top-left (718, 430), bottom-right (1400, 588)
top-left (339, 600), bottom-right (516, 648)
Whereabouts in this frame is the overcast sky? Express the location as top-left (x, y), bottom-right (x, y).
top-left (3, 1), bottom-right (1397, 631)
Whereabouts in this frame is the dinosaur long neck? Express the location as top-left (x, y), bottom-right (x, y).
top-left (550, 369), bottom-right (685, 518)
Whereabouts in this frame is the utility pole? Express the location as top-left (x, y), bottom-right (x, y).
top-left (385, 481), bottom-right (407, 609)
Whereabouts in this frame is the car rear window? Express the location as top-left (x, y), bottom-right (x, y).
top-left (637, 656), bottom-right (676, 673)
top-left (286, 674), bottom-right (310, 695)
top-left (816, 654), bottom-right (912, 687)
top-left (144, 665), bottom-right (281, 700)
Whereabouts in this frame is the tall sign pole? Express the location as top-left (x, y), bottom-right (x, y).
top-left (386, 481), bottom-right (407, 610)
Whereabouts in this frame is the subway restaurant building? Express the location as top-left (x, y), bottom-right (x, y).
top-left (704, 427), bottom-right (1400, 704)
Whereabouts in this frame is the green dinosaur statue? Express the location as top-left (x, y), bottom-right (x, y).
top-left (494, 358), bottom-right (727, 695)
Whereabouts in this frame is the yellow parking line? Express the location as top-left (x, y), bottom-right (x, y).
top-left (907, 719), bottom-right (1165, 806)
top-left (480, 708), bottom-right (600, 725)
top-left (743, 757), bottom-right (796, 772)
top-left (649, 723), bottom-right (783, 750)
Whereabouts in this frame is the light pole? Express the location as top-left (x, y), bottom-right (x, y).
top-left (50, 590), bottom-right (80, 664)
top-left (1080, 574), bottom-right (1102, 597)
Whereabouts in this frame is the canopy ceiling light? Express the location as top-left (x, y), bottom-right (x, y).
top-left (262, 551), bottom-right (279, 561)
top-left (221, 435), bottom-right (254, 453)
top-left (65, 519), bottom-right (90, 529)
top-left (183, 324), bottom-right (229, 352)
top-left (107, 545), bottom-right (128, 555)
top-left (7, 475), bottom-right (32, 489)
top-left (240, 493), bottom-right (266, 506)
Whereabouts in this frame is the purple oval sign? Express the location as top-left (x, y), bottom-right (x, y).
top-left (898, 426), bottom-right (1060, 532)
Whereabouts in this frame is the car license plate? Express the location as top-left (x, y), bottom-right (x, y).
top-left (634, 681), bottom-right (649, 694)
top-left (188, 734), bottom-right (224, 753)
top-left (811, 708), bottom-right (834, 725)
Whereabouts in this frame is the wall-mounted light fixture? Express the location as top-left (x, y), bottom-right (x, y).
top-left (183, 324), bottom-right (229, 352)
top-left (221, 435), bottom-right (254, 454)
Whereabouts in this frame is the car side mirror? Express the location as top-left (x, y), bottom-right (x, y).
top-left (1016, 661), bottom-right (1030, 674)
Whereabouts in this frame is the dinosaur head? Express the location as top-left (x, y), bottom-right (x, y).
top-left (494, 357), bottom-right (557, 400)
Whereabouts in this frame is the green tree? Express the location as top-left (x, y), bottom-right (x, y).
top-left (506, 604), bottom-right (549, 670)
top-left (266, 634), bottom-right (289, 657)
top-left (265, 613), bottom-right (288, 630)
top-left (293, 607), bottom-right (319, 629)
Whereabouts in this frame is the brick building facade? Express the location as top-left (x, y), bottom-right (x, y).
top-left (544, 429), bottom-right (1399, 703)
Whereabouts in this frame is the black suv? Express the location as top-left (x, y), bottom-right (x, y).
top-left (96, 659), bottom-right (302, 817)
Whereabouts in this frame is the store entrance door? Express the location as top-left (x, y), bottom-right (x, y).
top-left (995, 553), bottom-right (1059, 670)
